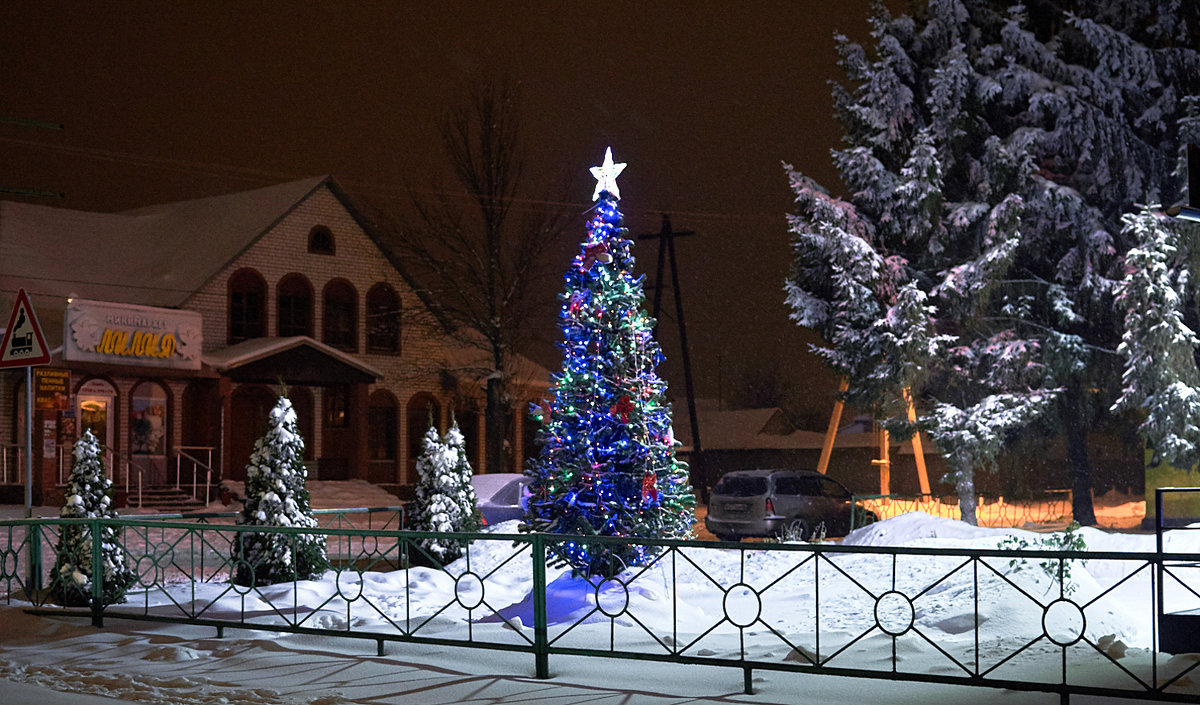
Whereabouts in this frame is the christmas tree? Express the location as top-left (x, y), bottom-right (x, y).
top-left (523, 147), bottom-right (696, 576)
top-left (232, 395), bottom-right (327, 586)
top-left (411, 419), bottom-right (480, 565)
top-left (52, 429), bottom-right (136, 606)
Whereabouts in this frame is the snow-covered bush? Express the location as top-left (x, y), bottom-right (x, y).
top-left (410, 420), bottom-right (480, 565)
top-left (232, 395), bottom-right (327, 586)
top-left (52, 429), bottom-right (136, 606)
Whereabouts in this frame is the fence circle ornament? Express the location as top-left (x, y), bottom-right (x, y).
top-left (723, 583), bottom-right (762, 628)
top-left (335, 568), bottom-right (363, 601)
top-left (595, 578), bottom-right (630, 617)
top-left (136, 555), bottom-right (159, 588)
top-left (230, 561), bottom-right (255, 595)
top-left (1, 549), bottom-right (15, 578)
top-left (1043, 598), bottom-right (1086, 646)
top-left (455, 571), bottom-right (485, 610)
top-left (874, 590), bottom-right (915, 636)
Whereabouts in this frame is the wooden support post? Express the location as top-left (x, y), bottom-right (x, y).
top-left (904, 388), bottom-right (931, 495)
top-left (872, 425), bottom-right (891, 496)
top-left (817, 379), bottom-right (848, 475)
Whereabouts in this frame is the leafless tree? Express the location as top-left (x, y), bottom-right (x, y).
top-left (384, 79), bottom-right (574, 474)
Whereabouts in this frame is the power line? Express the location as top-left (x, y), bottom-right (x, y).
top-left (1, 136), bottom-right (787, 225)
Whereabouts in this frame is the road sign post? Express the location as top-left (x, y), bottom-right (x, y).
top-left (0, 288), bottom-right (51, 518)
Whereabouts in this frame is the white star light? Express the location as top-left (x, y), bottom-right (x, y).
top-left (590, 147), bottom-right (626, 201)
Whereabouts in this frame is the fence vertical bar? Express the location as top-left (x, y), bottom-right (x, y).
top-left (28, 521), bottom-right (43, 592)
top-left (90, 519), bottom-right (103, 627)
top-left (532, 533), bottom-right (549, 679)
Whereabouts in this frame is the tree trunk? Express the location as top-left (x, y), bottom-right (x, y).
top-left (1064, 384), bottom-right (1097, 526)
top-left (485, 376), bottom-right (507, 475)
top-left (955, 465), bottom-right (978, 526)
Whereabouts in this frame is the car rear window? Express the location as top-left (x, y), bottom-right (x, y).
top-left (713, 476), bottom-right (768, 497)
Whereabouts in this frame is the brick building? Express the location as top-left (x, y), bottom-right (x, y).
top-left (0, 176), bottom-right (547, 507)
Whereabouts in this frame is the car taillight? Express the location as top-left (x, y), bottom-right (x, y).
top-left (766, 497), bottom-right (775, 515)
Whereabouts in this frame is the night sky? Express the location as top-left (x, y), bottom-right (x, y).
top-left (1, 2), bottom-right (896, 424)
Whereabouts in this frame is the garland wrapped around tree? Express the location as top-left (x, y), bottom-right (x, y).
top-left (523, 147), bottom-right (696, 576)
top-left (52, 429), bottom-right (136, 606)
top-left (232, 395), bottom-right (327, 586)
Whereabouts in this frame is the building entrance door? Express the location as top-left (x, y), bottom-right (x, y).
top-left (78, 393), bottom-right (115, 480)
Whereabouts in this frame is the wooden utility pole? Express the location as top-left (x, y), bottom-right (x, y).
top-left (638, 215), bottom-right (701, 455)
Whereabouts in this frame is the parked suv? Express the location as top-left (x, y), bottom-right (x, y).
top-left (704, 468), bottom-right (877, 541)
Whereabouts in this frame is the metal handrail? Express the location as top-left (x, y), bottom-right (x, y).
top-left (171, 447), bottom-right (217, 505)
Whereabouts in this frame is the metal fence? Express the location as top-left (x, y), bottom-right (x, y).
top-left (2, 516), bottom-right (1199, 703)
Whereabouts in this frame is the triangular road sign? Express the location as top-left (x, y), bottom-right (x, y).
top-left (0, 288), bottom-right (51, 368)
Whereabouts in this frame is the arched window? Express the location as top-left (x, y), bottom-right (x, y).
top-left (228, 269), bottom-right (267, 343)
top-left (130, 381), bottom-right (168, 456)
top-left (366, 283), bottom-right (400, 354)
top-left (322, 279), bottom-right (358, 352)
top-left (308, 225), bottom-right (335, 255)
top-left (277, 274), bottom-right (313, 338)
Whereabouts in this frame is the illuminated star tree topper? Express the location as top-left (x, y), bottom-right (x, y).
top-left (589, 146), bottom-right (627, 201)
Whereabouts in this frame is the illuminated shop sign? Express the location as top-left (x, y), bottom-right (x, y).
top-left (64, 299), bottom-right (202, 370)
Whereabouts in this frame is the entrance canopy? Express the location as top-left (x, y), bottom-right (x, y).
top-left (205, 336), bottom-right (382, 385)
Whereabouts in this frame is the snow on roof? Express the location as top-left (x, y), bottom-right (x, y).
top-left (0, 176), bottom-right (329, 310)
top-left (204, 335), bottom-right (383, 380)
top-left (672, 400), bottom-right (937, 454)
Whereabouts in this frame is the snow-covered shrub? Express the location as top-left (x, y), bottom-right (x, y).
top-left (232, 396), bottom-right (327, 586)
top-left (52, 429), bottom-right (136, 606)
top-left (410, 420), bottom-right (480, 565)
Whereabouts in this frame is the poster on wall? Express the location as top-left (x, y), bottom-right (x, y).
top-left (131, 394), bottom-right (166, 455)
top-left (64, 299), bottom-right (202, 370)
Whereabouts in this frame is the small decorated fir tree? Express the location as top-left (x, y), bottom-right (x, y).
top-left (52, 429), bottom-right (136, 606)
top-left (232, 395), bottom-right (327, 586)
top-left (523, 147), bottom-right (696, 575)
top-left (411, 420), bottom-right (479, 564)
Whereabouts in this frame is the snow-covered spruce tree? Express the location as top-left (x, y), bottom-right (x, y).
top-left (410, 420), bottom-right (480, 565)
top-left (523, 148), bottom-right (696, 575)
top-left (444, 419), bottom-right (482, 533)
top-left (52, 429), bottom-right (136, 606)
top-left (232, 396), bottom-right (327, 587)
top-left (985, 0), bottom-right (1200, 522)
top-left (1113, 206), bottom-right (1200, 469)
top-left (788, 0), bottom-right (1058, 524)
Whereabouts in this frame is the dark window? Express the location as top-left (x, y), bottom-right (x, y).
top-left (366, 284), bottom-right (400, 354)
top-left (774, 475), bottom-right (803, 495)
top-left (324, 386), bottom-right (348, 428)
top-left (308, 225), bottom-right (335, 255)
top-left (820, 477), bottom-right (850, 499)
top-left (277, 274), bottom-right (313, 337)
top-left (368, 391), bottom-right (398, 461)
top-left (712, 476), bottom-right (768, 497)
top-left (228, 269), bottom-right (266, 343)
top-left (322, 280), bottom-right (357, 351)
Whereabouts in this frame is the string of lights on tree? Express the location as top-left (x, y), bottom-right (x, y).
top-left (522, 147), bottom-right (696, 576)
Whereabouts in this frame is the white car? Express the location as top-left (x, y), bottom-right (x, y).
top-left (471, 473), bottom-right (531, 526)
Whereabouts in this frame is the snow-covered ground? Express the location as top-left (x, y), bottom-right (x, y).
top-left (1, 484), bottom-right (1197, 704)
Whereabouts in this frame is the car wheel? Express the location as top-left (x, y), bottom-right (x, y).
top-left (781, 519), bottom-right (810, 542)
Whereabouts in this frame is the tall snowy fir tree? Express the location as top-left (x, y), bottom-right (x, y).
top-left (52, 429), bottom-right (136, 606)
top-left (523, 147), bottom-right (695, 575)
top-left (233, 395), bottom-right (327, 586)
top-left (411, 420), bottom-right (480, 565)
top-left (787, 0), bottom-right (1199, 524)
top-left (1114, 206), bottom-right (1200, 470)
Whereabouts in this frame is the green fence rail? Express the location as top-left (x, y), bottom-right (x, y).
top-left (2, 516), bottom-right (1199, 703)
